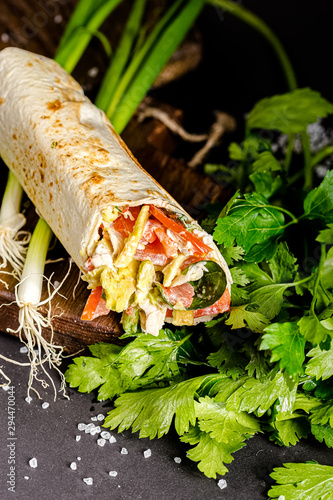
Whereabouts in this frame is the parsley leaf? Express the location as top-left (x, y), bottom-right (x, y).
top-left (214, 193), bottom-right (286, 262)
top-left (104, 375), bottom-right (211, 438)
top-left (268, 416), bottom-right (309, 447)
top-left (310, 401), bottom-right (333, 427)
top-left (260, 322), bottom-right (305, 378)
top-left (252, 151), bottom-right (282, 172)
top-left (268, 242), bottom-right (298, 284)
top-left (65, 332), bottom-right (198, 401)
top-left (249, 283), bottom-right (290, 320)
top-left (226, 372), bottom-right (296, 417)
top-left (250, 171), bottom-right (282, 199)
top-left (219, 243), bottom-right (245, 266)
top-left (322, 247), bottom-right (333, 290)
top-left (207, 344), bottom-right (247, 380)
top-left (298, 314), bottom-right (333, 346)
top-left (181, 396), bottom-right (260, 478)
top-left (306, 341), bottom-right (333, 380)
top-left (196, 396), bottom-right (261, 442)
top-left (302, 170), bottom-right (333, 222)
top-left (181, 427), bottom-right (231, 477)
top-left (311, 423), bottom-right (333, 448)
top-left (247, 88), bottom-right (333, 134)
top-left (225, 305), bottom-right (270, 333)
top-left (317, 223), bottom-right (333, 244)
top-left (65, 343), bottom-right (123, 401)
top-left (241, 343), bottom-right (271, 381)
top-left (268, 462), bottom-right (333, 499)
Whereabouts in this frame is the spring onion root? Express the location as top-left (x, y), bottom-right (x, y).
top-left (2, 219), bottom-right (71, 401)
top-left (0, 171), bottom-right (31, 277)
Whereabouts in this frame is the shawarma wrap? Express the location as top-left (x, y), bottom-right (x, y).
top-left (0, 47), bottom-right (231, 336)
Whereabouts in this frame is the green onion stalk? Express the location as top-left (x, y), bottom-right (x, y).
top-left (0, 171), bottom-right (30, 278)
top-left (3, 219), bottom-right (72, 400)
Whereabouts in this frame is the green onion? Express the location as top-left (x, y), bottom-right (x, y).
top-left (55, 0), bottom-right (123, 74)
top-left (0, 171), bottom-right (30, 276)
top-left (95, 0), bottom-right (147, 111)
top-left (106, 0), bottom-right (205, 132)
top-left (56, 0), bottom-right (106, 54)
top-left (207, 0), bottom-right (297, 91)
top-left (5, 218), bottom-right (69, 400)
top-left (17, 218), bottom-right (53, 306)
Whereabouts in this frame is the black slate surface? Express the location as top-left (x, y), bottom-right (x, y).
top-left (1, 333), bottom-right (333, 500)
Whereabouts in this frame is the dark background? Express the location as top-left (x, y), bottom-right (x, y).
top-left (1, 1), bottom-right (333, 499)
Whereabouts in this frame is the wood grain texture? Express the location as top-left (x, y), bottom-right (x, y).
top-left (0, 1), bottom-right (229, 352)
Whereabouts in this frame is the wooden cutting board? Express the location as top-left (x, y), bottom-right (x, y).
top-left (0, 0), bottom-right (230, 352)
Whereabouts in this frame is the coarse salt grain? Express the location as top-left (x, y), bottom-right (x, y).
top-left (97, 414), bottom-right (105, 421)
top-left (77, 457), bottom-right (81, 461)
top-left (174, 457), bottom-right (181, 464)
top-left (41, 402), bottom-right (49, 409)
top-left (97, 438), bottom-right (106, 447)
top-left (143, 449), bottom-right (151, 459)
top-left (25, 397), bottom-right (32, 403)
top-left (70, 462), bottom-right (77, 470)
top-left (78, 423), bottom-right (86, 431)
top-left (109, 436), bottom-right (117, 444)
top-left (100, 431), bottom-right (111, 440)
top-left (54, 14), bottom-right (63, 24)
top-left (29, 458), bottom-right (38, 468)
top-left (109, 471), bottom-right (118, 477)
top-left (91, 416), bottom-right (98, 421)
top-left (83, 477), bottom-right (93, 486)
top-left (120, 448), bottom-right (128, 455)
top-left (85, 423), bottom-right (95, 433)
top-left (24, 476), bottom-right (29, 480)
top-left (20, 346), bottom-right (28, 354)
top-left (75, 435), bottom-right (81, 442)
top-left (90, 427), bottom-right (99, 436)
top-left (1, 33), bottom-right (10, 42)
top-left (217, 479), bottom-right (227, 490)
top-left (2, 385), bottom-right (10, 391)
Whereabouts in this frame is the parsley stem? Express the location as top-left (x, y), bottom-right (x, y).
top-left (291, 275), bottom-right (313, 287)
top-left (302, 131), bottom-right (313, 192)
top-left (177, 334), bottom-right (193, 346)
top-left (287, 168), bottom-right (304, 186)
top-left (275, 207), bottom-right (298, 223)
top-left (284, 133), bottom-right (295, 174)
top-left (310, 144), bottom-right (333, 169)
top-left (310, 243), bottom-right (326, 315)
top-left (207, 0), bottom-right (297, 91)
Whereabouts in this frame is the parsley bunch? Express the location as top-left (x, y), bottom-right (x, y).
top-left (65, 88), bottom-right (333, 490)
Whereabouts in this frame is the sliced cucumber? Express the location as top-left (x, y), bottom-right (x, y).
top-left (184, 260), bottom-right (227, 310)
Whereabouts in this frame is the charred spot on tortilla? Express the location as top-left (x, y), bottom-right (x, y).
top-left (47, 99), bottom-right (62, 111)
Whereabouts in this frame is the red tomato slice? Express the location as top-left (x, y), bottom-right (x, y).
top-left (141, 219), bottom-right (162, 244)
top-left (161, 283), bottom-right (194, 308)
top-left (135, 239), bottom-right (169, 266)
top-left (154, 227), bottom-right (178, 258)
top-left (81, 286), bottom-right (109, 321)
top-left (194, 288), bottom-right (231, 318)
top-left (180, 256), bottom-right (204, 271)
top-left (113, 206), bottom-right (141, 237)
top-left (149, 205), bottom-right (212, 256)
